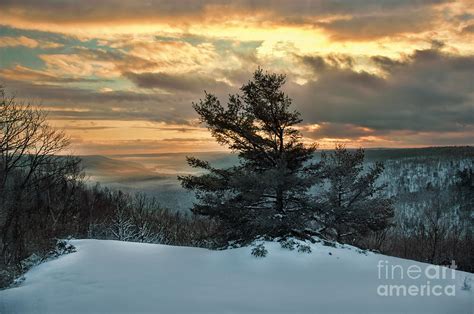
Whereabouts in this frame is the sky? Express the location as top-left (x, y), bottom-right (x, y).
top-left (1, 0), bottom-right (473, 155)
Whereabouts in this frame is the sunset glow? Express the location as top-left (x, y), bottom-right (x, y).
top-left (1, 1), bottom-right (473, 154)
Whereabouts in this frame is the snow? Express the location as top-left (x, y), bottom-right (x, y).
top-left (1, 239), bottom-right (472, 313)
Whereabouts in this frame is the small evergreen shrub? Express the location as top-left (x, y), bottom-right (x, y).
top-left (51, 240), bottom-right (76, 258)
top-left (322, 240), bottom-right (336, 247)
top-left (0, 240), bottom-right (77, 290)
top-left (461, 276), bottom-right (472, 291)
top-left (280, 238), bottom-right (297, 251)
top-left (20, 253), bottom-right (42, 271)
top-left (297, 244), bottom-right (311, 254)
top-left (0, 267), bottom-right (19, 290)
top-left (251, 244), bottom-right (268, 258)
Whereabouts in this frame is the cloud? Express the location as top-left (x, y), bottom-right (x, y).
top-left (20, 41), bottom-right (221, 83)
top-left (0, 36), bottom-right (38, 48)
top-left (297, 54), bottom-right (354, 72)
top-left (370, 55), bottom-right (405, 73)
top-left (0, 76), bottom-right (198, 124)
top-left (317, 11), bottom-right (436, 40)
top-left (70, 138), bottom-right (220, 155)
top-left (462, 23), bottom-right (474, 33)
top-left (1, 0), bottom-right (473, 150)
top-left (39, 53), bottom-right (119, 78)
top-left (0, 65), bottom-right (110, 83)
top-left (0, 0), bottom-right (457, 41)
top-left (0, 1), bottom-right (450, 23)
top-left (4, 44), bottom-right (473, 147)
top-left (122, 41), bottom-right (219, 73)
top-left (124, 72), bottom-right (232, 93)
top-left (292, 48), bottom-right (474, 138)
top-left (302, 122), bottom-right (382, 140)
top-left (0, 35), bottom-right (63, 49)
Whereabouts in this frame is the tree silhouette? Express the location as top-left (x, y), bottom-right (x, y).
top-left (179, 69), bottom-right (319, 242)
top-left (316, 145), bottom-right (394, 242)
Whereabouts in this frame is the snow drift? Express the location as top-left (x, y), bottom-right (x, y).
top-left (0, 239), bottom-right (472, 313)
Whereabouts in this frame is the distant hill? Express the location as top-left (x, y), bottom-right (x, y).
top-left (361, 146), bottom-right (474, 161)
top-left (80, 155), bottom-right (168, 183)
top-left (78, 146), bottom-right (473, 211)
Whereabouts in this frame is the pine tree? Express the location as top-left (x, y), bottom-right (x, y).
top-left (179, 69), bottom-right (319, 242)
top-left (315, 145), bottom-right (394, 242)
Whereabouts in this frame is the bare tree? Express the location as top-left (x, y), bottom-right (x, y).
top-left (0, 87), bottom-right (74, 265)
top-left (108, 192), bottom-right (136, 242)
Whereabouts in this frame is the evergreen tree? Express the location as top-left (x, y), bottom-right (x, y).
top-left (315, 145), bottom-right (394, 242)
top-left (179, 69), bottom-right (319, 242)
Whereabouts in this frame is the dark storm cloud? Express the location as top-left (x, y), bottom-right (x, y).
top-left (123, 72), bottom-right (232, 93)
top-left (316, 11), bottom-right (436, 40)
top-left (0, 65), bottom-right (112, 84)
top-left (0, 78), bottom-right (196, 124)
top-left (0, 0), bottom-right (449, 21)
top-left (298, 54), bottom-right (355, 71)
top-left (292, 48), bottom-right (474, 134)
top-left (302, 123), bottom-right (386, 140)
top-left (371, 56), bottom-right (405, 72)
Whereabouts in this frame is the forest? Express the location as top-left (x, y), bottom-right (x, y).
top-left (0, 70), bottom-right (473, 289)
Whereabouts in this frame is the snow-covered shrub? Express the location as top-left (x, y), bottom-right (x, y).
top-left (322, 240), bottom-right (337, 247)
top-left (135, 221), bottom-right (163, 243)
top-left (297, 244), bottom-right (311, 253)
top-left (461, 276), bottom-right (472, 291)
top-left (251, 244), bottom-right (268, 258)
top-left (50, 240), bottom-right (76, 258)
top-left (280, 238), bottom-right (297, 250)
top-left (0, 267), bottom-right (19, 289)
top-left (1, 240), bottom-right (76, 290)
top-left (20, 253), bottom-right (42, 271)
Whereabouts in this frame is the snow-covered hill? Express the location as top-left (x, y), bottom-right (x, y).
top-left (1, 239), bottom-right (472, 313)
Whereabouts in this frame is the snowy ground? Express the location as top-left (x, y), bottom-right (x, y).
top-left (0, 239), bottom-right (472, 313)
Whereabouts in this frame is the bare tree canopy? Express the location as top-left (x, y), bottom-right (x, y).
top-left (0, 87), bottom-right (79, 265)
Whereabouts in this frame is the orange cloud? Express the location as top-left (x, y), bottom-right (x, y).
top-left (0, 36), bottom-right (38, 48)
top-left (1, 0), bottom-right (473, 153)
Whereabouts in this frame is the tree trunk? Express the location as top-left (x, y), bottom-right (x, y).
top-left (276, 187), bottom-right (284, 214)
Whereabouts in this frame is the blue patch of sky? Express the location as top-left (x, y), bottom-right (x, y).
top-left (0, 26), bottom-right (70, 45)
top-left (0, 46), bottom-right (45, 69)
top-left (0, 26), bottom-right (113, 69)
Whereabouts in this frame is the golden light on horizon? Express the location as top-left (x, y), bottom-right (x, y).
top-left (1, 0), bottom-right (473, 154)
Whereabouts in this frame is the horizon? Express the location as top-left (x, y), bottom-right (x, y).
top-left (1, 1), bottom-right (474, 155)
top-left (74, 145), bottom-right (474, 157)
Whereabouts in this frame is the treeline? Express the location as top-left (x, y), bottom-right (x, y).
top-left (179, 69), bottom-right (394, 244)
top-left (0, 88), bottom-right (218, 288)
top-left (85, 187), bottom-right (219, 247)
top-left (359, 168), bottom-right (474, 272)
top-left (178, 69), bottom-right (473, 271)
top-left (0, 169), bottom-right (219, 288)
top-left (1, 66), bottom-right (473, 289)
